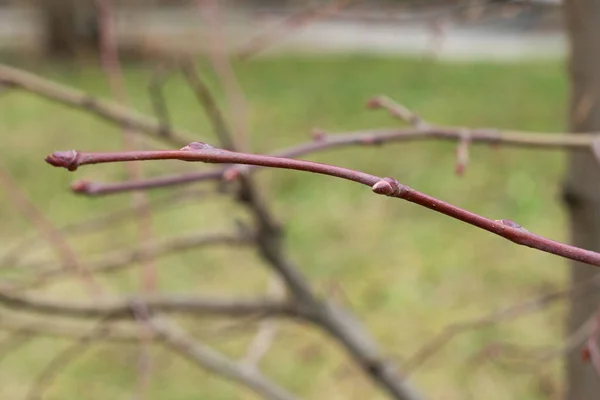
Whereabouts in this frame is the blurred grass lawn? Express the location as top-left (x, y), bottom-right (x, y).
top-left (0, 55), bottom-right (570, 399)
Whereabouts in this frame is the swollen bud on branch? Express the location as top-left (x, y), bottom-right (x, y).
top-left (45, 150), bottom-right (80, 171)
top-left (180, 142), bottom-right (217, 151)
top-left (371, 177), bottom-right (404, 197)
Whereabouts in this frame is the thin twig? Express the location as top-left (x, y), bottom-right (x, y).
top-left (404, 276), bottom-right (600, 375)
top-left (242, 276), bottom-right (284, 368)
top-left (367, 96), bottom-right (427, 127)
top-left (147, 63), bottom-right (173, 138)
top-left (148, 317), bottom-right (298, 400)
top-left (584, 305), bottom-right (600, 376)
top-left (73, 123), bottom-right (600, 196)
top-left (17, 230), bottom-right (250, 289)
top-left (0, 290), bottom-right (301, 320)
top-left (197, 0), bottom-right (249, 150)
top-left (25, 315), bottom-right (114, 400)
top-left (180, 61), bottom-right (234, 149)
top-left (0, 313), bottom-right (152, 341)
top-left (46, 144), bottom-right (600, 267)
top-left (0, 188), bottom-right (210, 269)
top-left (94, 2), bottom-right (156, 394)
top-left (0, 167), bottom-right (102, 295)
top-left (0, 63), bottom-right (194, 146)
top-left (0, 330), bottom-right (35, 365)
top-left (178, 41), bottom-right (424, 400)
top-left (236, 0), bottom-right (358, 60)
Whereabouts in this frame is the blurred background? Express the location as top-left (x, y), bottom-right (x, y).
top-left (0, 1), bottom-right (583, 400)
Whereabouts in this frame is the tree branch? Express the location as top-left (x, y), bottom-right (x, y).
top-left (45, 143), bottom-right (600, 267)
top-left (0, 167), bottom-right (102, 295)
top-left (0, 63), bottom-right (193, 147)
top-left (148, 317), bottom-right (299, 400)
top-left (71, 123), bottom-right (600, 196)
top-left (0, 290), bottom-right (301, 320)
top-left (404, 275), bottom-right (600, 375)
top-left (17, 230), bottom-right (250, 289)
top-left (0, 188), bottom-right (210, 269)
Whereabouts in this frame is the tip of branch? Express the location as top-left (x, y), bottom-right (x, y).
top-left (45, 150), bottom-right (80, 171)
top-left (366, 96), bottom-right (384, 109)
top-left (581, 346), bottom-right (592, 362)
top-left (71, 180), bottom-right (93, 194)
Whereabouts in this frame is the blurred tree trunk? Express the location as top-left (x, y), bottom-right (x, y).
top-left (38, 0), bottom-right (99, 58)
top-left (563, 0), bottom-right (600, 399)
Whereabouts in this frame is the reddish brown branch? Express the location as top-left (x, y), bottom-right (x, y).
top-left (73, 125), bottom-right (599, 196)
top-left (45, 144), bottom-right (600, 268)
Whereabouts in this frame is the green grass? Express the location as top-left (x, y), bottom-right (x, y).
top-left (0, 55), bottom-right (570, 399)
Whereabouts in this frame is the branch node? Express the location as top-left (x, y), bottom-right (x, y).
top-left (180, 142), bottom-right (217, 152)
top-left (371, 177), bottom-right (404, 197)
top-left (494, 219), bottom-right (528, 232)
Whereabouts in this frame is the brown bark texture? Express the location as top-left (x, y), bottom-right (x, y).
top-left (563, 0), bottom-right (600, 399)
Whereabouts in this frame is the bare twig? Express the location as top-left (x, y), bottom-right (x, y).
top-left (315, 302), bottom-right (425, 400)
top-left (236, 0), bottom-right (357, 60)
top-left (242, 276), bottom-right (284, 368)
top-left (455, 130), bottom-right (471, 176)
top-left (95, 0), bottom-right (156, 292)
top-left (404, 276), bottom-right (600, 375)
top-left (0, 63), bottom-right (193, 146)
top-left (148, 317), bottom-right (298, 400)
top-left (0, 330), bottom-right (35, 365)
top-left (148, 64), bottom-right (173, 138)
top-left (180, 61), bottom-right (234, 149)
top-left (94, 2), bottom-right (157, 393)
top-left (0, 167), bottom-right (102, 295)
top-left (25, 316), bottom-right (114, 400)
top-left (367, 96), bottom-right (427, 127)
top-left (0, 188), bottom-right (210, 269)
top-left (72, 122), bottom-right (600, 196)
top-left (197, 0), bottom-right (249, 151)
top-left (0, 291), bottom-right (300, 320)
top-left (583, 306), bottom-right (600, 376)
top-left (46, 144), bottom-right (600, 267)
top-left (17, 230), bottom-right (250, 289)
top-left (0, 312), bottom-right (152, 341)
top-left (178, 50), bottom-right (425, 400)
